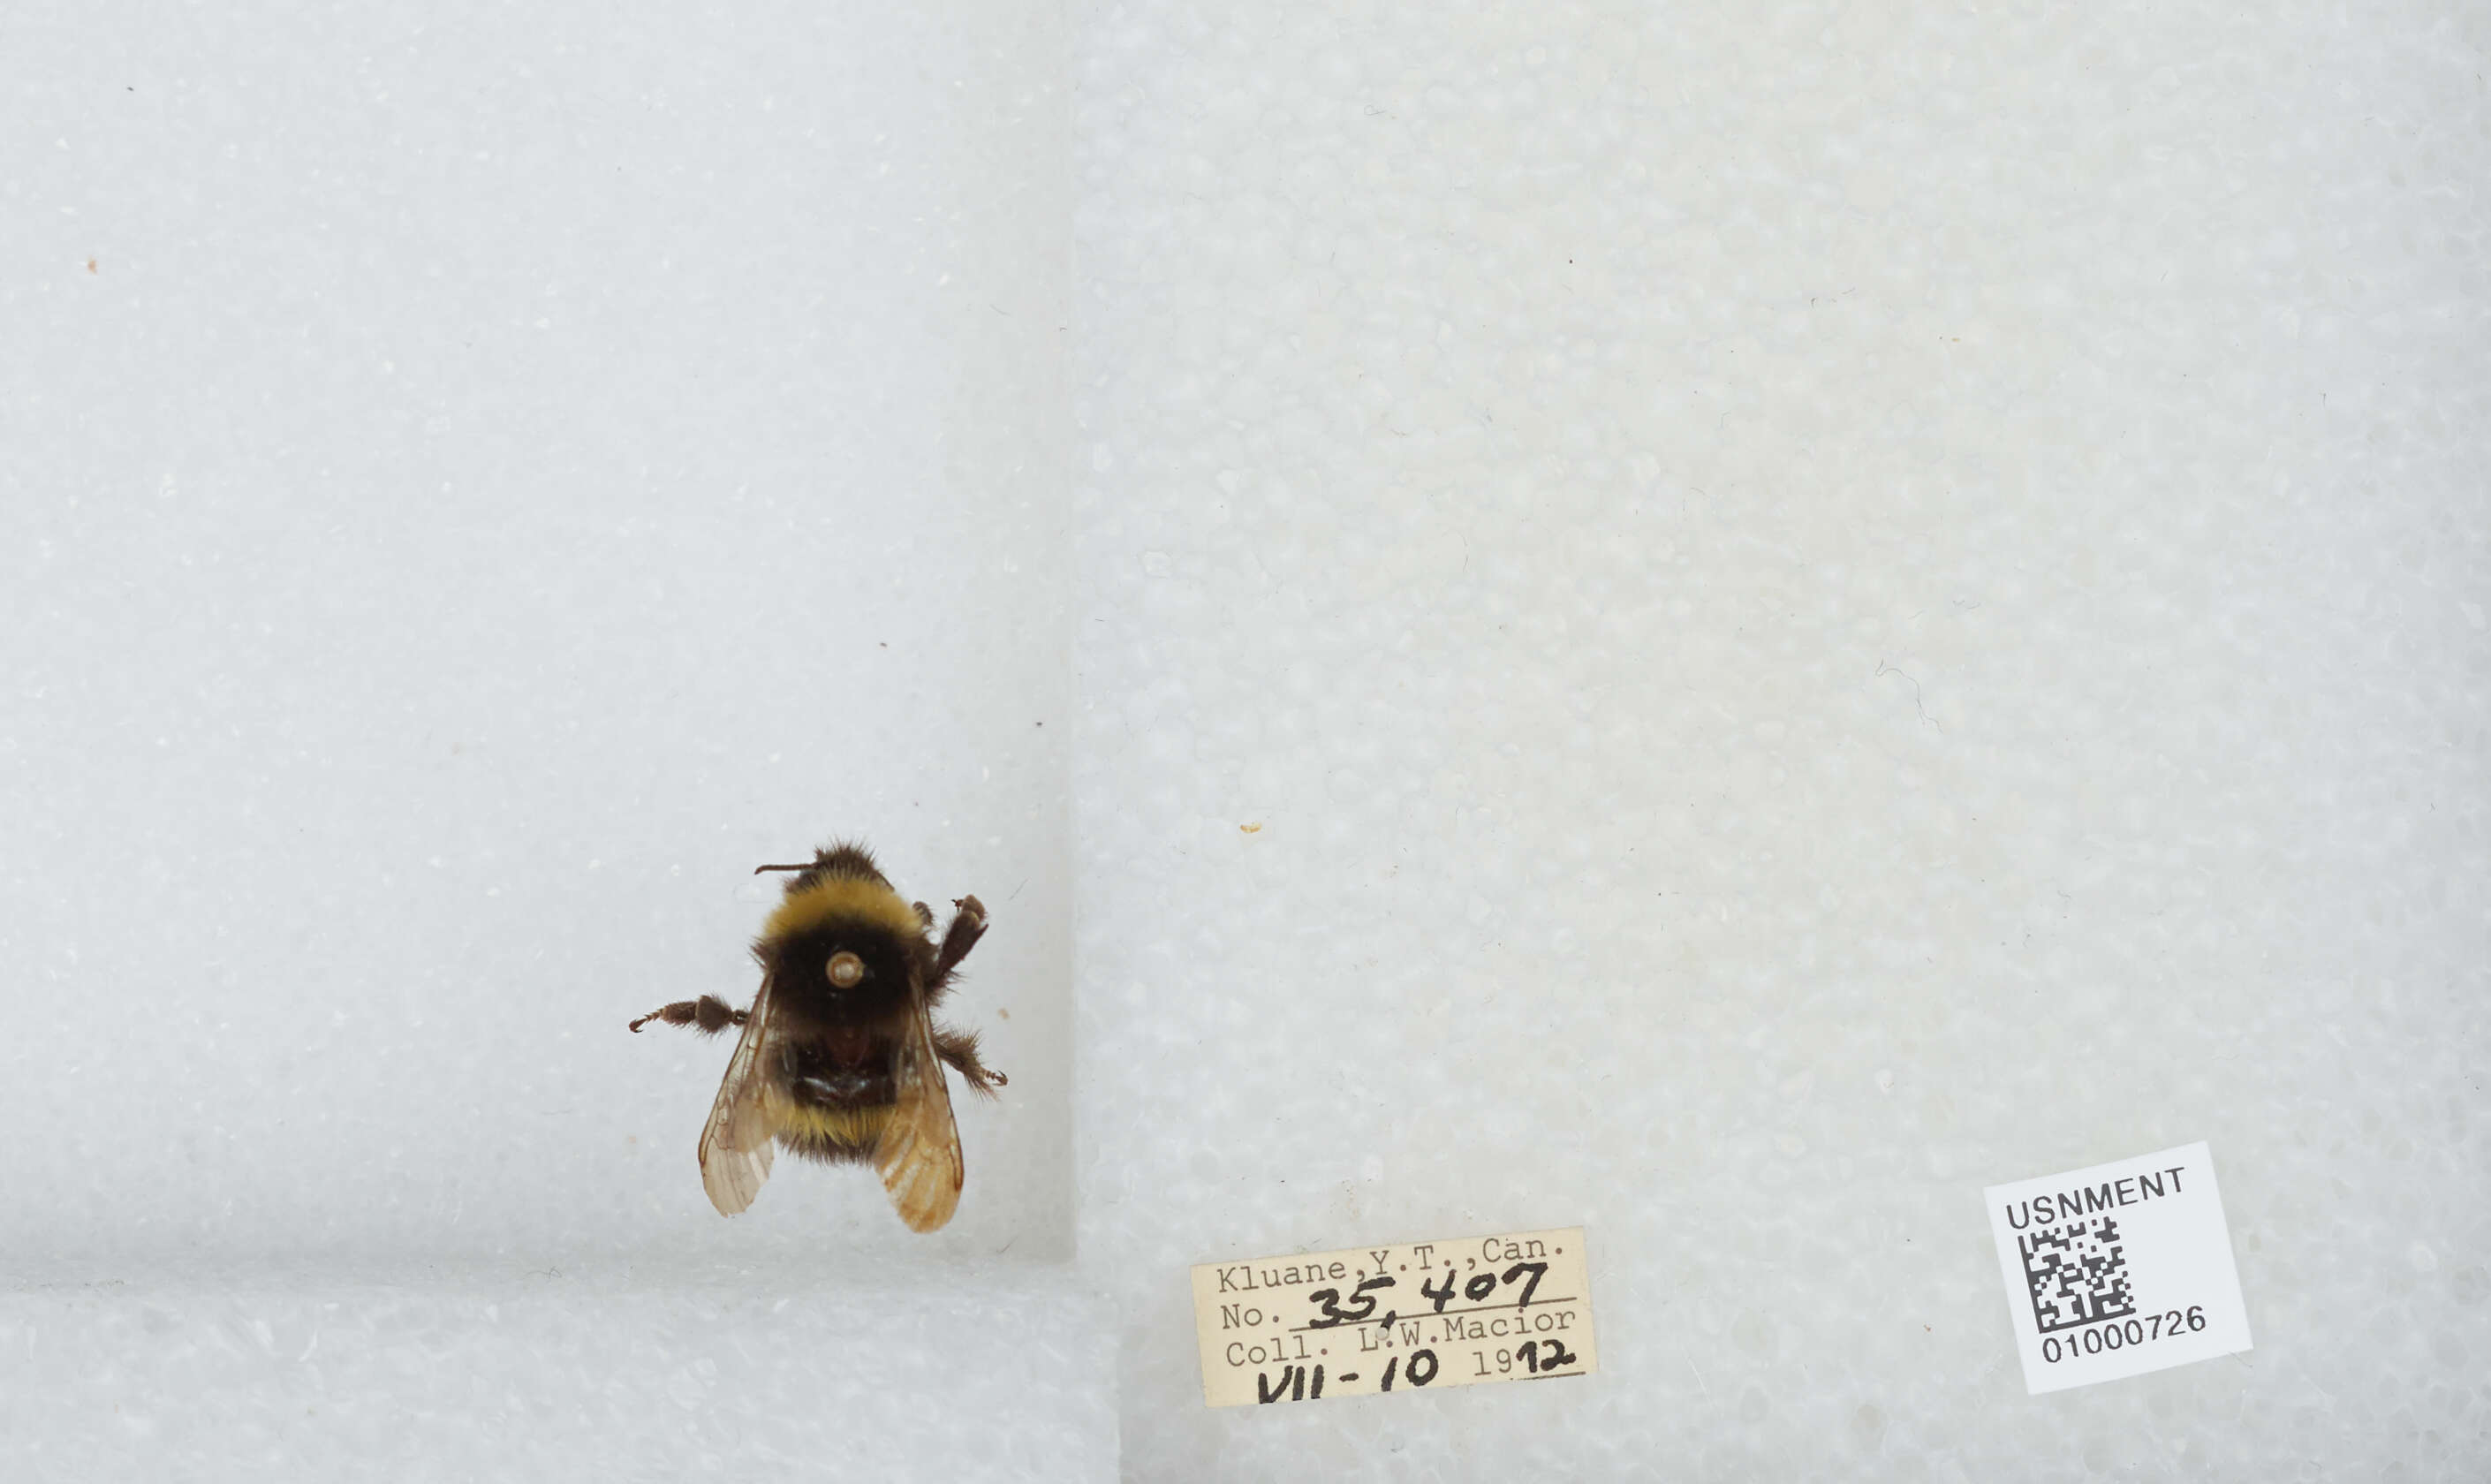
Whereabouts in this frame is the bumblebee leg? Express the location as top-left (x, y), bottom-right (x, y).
top-left (912, 900), bottom-right (935, 929)
top-left (932, 895), bottom-right (988, 981)
top-left (627, 996), bottom-right (748, 1034)
top-left (933, 1025), bottom-right (1006, 1096)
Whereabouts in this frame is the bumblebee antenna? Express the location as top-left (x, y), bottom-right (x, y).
top-left (753, 862), bottom-right (814, 874)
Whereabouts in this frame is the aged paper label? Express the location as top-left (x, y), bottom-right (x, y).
top-left (1189, 1226), bottom-right (1597, 1408)
top-left (1983, 1141), bottom-right (2252, 1394)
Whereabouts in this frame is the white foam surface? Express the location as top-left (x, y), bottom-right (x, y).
top-left (4, 4), bottom-right (1089, 1477)
top-left (1073, 2), bottom-right (2487, 1478)
top-left (5, 2), bottom-right (1069, 1265)
top-left (0, 1268), bottom-right (1115, 1484)
top-left (9, 0), bottom-right (2487, 1479)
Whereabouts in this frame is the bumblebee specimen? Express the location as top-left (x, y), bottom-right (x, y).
top-left (630, 844), bottom-right (1005, 1230)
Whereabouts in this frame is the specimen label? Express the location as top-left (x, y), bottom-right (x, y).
top-left (1189, 1226), bottom-right (1598, 1408)
top-left (1984, 1141), bottom-right (2252, 1394)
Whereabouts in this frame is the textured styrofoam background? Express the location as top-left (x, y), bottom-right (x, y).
top-left (1072, 2), bottom-right (2487, 1479)
top-left (0, 1274), bottom-right (1115, 1484)
top-left (3, 3), bottom-right (1089, 1477)
top-left (11, 0), bottom-right (2487, 1480)
top-left (5, 1), bottom-right (1069, 1268)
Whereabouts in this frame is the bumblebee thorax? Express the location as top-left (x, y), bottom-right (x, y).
top-left (757, 915), bottom-right (922, 1026)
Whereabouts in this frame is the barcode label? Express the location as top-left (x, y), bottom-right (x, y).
top-left (1984, 1142), bottom-right (2252, 1394)
top-left (2020, 1216), bottom-right (2137, 1333)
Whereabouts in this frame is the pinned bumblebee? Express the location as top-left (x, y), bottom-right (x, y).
top-left (631, 843), bottom-right (1004, 1230)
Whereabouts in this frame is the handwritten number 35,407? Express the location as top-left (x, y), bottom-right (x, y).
top-left (1305, 1261), bottom-right (1549, 1331)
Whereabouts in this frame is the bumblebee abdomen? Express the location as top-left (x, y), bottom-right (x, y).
top-left (772, 1098), bottom-right (891, 1162)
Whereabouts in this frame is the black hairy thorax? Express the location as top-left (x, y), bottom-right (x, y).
top-left (762, 923), bottom-right (922, 1030)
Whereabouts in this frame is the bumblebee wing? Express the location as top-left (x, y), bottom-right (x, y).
top-left (696, 974), bottom-right (778, 1216)
top-left (874, 995), bottom-right (965, 1232)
